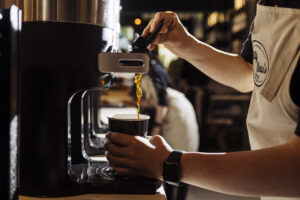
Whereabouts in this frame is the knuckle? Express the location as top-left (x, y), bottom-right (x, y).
top-left (107, 143), bottom-right (116, 155)
top-left (108, 143), bottom-right (115, 153)
top-left (153, 135), bottom-right (162, 139)
top-left (152, 135), bottom-right (163, 142)
top-left (104, 142), bottom-right (109, 150)
top-left (106, 152), bottom-right (112, 161)
top-left (170, 11), bottom-right (176, 17)
top-left (106, 142), bottom-right (111, 151)
top-left (106, 132), bottom-right (114, 141)
top-left (155, 12), bottom-right (163, 19)
top-left (150, 135), bottom-right (167, 147)
top-left (165, 11), bottom-right (176, 17)
top-left (105, 132), bottom-right (111, 139)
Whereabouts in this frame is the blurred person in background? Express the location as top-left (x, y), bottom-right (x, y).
top-left (139, 47), bottom-right (199, 200)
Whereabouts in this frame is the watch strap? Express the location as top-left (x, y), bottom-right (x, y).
top-left (166, 150), bottom-right (183, 163)
top-left (163, 150), bottom-right (184, 186)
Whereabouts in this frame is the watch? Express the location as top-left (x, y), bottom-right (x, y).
top-left (162, 150), bottom-right (184, 186)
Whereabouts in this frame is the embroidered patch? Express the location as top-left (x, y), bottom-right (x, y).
top-left (253, 40), bottom-right (269, 87)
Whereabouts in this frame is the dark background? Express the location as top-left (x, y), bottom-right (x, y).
top-left (121, 0), bottom-right (234, 12)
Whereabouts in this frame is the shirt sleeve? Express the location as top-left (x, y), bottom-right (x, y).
top-left (240, 34), bottom-right (253, 64)
top-left (291, 58), bottom-right (300, 136)
top-left (149, 61), bottom-right (169, 107)
top-left (295, 112), bottom-right (300, 137)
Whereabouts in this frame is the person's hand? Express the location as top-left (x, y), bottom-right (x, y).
top-left (105, 132), bottom-right (173, 179)
top-left (142, 11), bottom-right (191, 56)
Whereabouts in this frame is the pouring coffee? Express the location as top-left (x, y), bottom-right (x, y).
top-left (108, 114), bottom-right (150, 137)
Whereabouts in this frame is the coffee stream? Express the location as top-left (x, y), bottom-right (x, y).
top-left (134, 74), bottom-right (143, 119)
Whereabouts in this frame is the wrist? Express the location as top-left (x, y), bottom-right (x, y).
top-left (157, 149), bottom-right (171, 180)
top-left (149, 135), bottom-right (173, 180)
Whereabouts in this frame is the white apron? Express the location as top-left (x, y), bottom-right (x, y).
top-left (246, 3), bottom-right (300, 200)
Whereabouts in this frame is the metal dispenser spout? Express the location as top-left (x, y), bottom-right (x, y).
top-left (98, 52), bottom-right (150, 74)
top-left (98, 20), bottom-right (164, 74)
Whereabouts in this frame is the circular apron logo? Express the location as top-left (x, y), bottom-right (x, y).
top-left (253, 40), bottom-right (269, 87)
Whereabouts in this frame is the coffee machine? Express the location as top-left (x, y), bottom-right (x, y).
top-left (1, 0), bottom-right (160, 197)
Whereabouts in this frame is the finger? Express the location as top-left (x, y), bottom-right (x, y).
top-left (143, 12), bottom-right (178, 48)
top-left (142, 19), bottom-right (153, 37)
top-left (150, 21), bottom-right (172, 45)
top-left (159, 26), bottom-right (169, 34)
top-left (110, 165), bottom-right (134, 177)
top-left (149, 43), bottom-right (155, 50)
top-left (149, 135), bottom-right (172, 151)
top-left (150, 13), bottom-right (164, 33)
top-left (150, 12), bottom-right (174, 33)
top-left (104, 140), bottom-right (109, 151)
top-left (106, 142), bottom-right (128, 157)
top-left (106, 132), bottom-right (134, 146)
top-left (152, 19), bottom-right (172, 34)
top-left (149, 135), bottom-right (164, 146)
top-left (106, 152), bottom-right (133, 167)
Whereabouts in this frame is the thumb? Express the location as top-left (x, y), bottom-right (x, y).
top-left (149, 135), bottom-right (164, 146)
top-left (149, 135), bottom-right (173, 152)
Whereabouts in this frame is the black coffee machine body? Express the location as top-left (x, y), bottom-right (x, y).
top-left (1, 0), bottom-right (158, 197)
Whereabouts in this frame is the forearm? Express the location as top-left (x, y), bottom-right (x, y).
top-left (144, 11), bottom-right (253, 92)
top-left (167, 34), bottom-right (253, 93)
top-left (181, 139), bottom-right (300, 197)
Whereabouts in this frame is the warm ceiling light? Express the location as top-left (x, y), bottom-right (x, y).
top-left (234, 0), bottom-right (246, 10)
top-left (134, 18), bottom-right (142, 26)
top-left (207, 12), bottom-right (218, 27)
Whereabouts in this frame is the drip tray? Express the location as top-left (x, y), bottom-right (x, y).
top-left (69, 161), bottom-right (162, 194)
